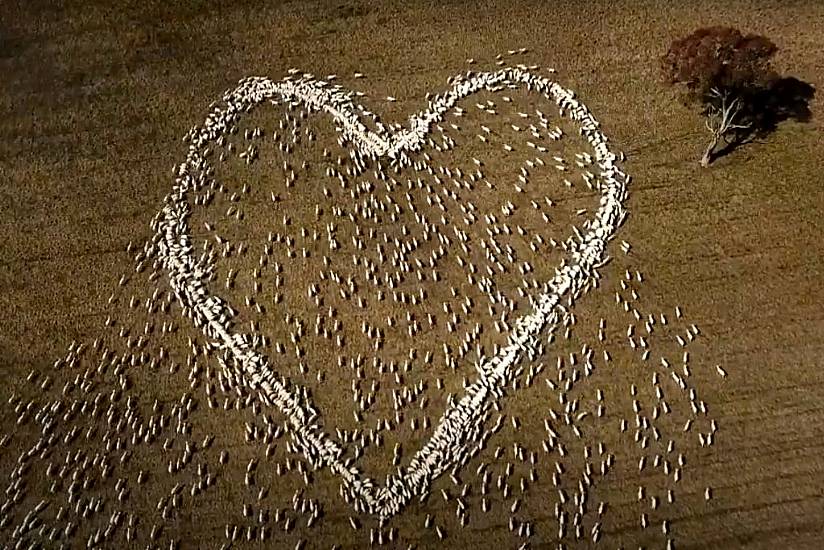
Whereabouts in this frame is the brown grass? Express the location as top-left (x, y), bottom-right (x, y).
top-left (1, 0), bottom-right (823, 548)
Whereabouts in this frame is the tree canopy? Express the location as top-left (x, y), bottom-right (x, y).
top-left (661, 26), bottom-right (779, 103)
top-left (660, 26), bottom-right (813, 166)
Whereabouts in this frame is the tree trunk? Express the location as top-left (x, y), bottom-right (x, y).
top-left (701, 133), bottom-right (719, 167)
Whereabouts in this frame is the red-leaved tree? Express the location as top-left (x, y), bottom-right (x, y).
top-left (661, 27), bottom-right (786, 166)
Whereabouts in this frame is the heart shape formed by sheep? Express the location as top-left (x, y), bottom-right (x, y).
top-left (154, 67), bottom-right (628, 520)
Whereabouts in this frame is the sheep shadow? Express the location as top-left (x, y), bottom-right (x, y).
top-left (712, 76), bottom-right (816, 162)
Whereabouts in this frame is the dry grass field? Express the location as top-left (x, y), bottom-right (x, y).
top-left (2, 0), bottom-right (823, 548)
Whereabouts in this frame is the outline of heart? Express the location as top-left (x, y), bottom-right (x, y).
top-left (154, 67), bottom-right (629, 520)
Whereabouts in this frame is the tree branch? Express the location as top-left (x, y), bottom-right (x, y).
top-left (716, 93), bottom-right (752, 135)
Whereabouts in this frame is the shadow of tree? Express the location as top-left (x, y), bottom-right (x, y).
top-left (712, 76), bottom-right (816, 162)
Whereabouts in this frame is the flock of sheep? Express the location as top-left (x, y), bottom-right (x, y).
top-left (156, 66), bottom-right (630, 520)
top-left (0, 57), bottom-right (723, 549)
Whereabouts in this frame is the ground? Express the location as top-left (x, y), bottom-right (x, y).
top-left (1, 0), bottom-right (823, 548)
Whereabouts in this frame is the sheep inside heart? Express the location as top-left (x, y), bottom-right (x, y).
top-left (158, 68), bottom-right (628, 519)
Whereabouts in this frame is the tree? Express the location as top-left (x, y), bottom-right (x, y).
top-left (660, 26), bottom-right (813, 167)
